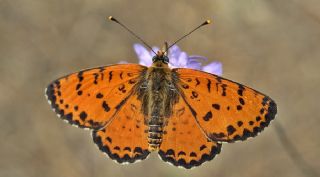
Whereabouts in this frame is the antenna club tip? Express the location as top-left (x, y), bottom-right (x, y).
top-left (201, 19), bottom-right (212, 26)
top-left (108, 16), bottom-right (118, 22)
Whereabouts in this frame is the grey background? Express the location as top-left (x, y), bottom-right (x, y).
top-left (1, 0), bottom-right (319, 177)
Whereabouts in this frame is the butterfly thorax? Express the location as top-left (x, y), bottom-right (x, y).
top-left (142, 61), bottom-right (179, 151)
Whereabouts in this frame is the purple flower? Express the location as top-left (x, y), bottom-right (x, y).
top-left (133, 43), bottom-right (223, 76)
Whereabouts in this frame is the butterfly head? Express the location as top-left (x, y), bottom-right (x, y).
top-left (152, 50), bottom-right (169, 64)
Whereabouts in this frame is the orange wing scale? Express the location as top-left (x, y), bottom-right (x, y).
top-left (159, 96), bottom-right (222, 169)
top-left (45, 64), bottom-right (147, 129)
top-left (173, 68), bottom-right (277, 143)
top-left (92, 94), bottom-right (150, 163)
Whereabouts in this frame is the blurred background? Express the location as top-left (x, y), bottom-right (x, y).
top-left (1, 0), bottom-right (319, 177)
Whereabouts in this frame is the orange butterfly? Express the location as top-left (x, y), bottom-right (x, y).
top-left (45, 17), bottom-right (277, 169)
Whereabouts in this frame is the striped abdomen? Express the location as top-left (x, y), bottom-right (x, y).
top-left (147, 116), bottom-right (164, 151)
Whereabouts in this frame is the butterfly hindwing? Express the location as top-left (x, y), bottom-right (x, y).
top-left (46, 64), bottom-right (147, 129)
top-left (92, 94), bottom-right (150, 164)
top-left (159, 96), bottom-right (222, 169)
top-left (173, 68), bottom-right (277, 142)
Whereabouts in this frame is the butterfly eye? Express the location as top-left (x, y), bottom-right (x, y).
top-left (152, 56), bottom-right (157, 62)
top-left (163, 56), bottom-right (169, 64)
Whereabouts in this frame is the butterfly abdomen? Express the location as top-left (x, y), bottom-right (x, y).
top-left (147, 116), bottom-right (164, 151)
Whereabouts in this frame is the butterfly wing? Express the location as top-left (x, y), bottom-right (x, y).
top-left (45, 64), bottom-right (147, 129)
top-left (173, 68), bottom-right (277, 142)
top-left (92, 93), bottom-right (150, 163)
top-left (159, 96), bottom-right (222, 169)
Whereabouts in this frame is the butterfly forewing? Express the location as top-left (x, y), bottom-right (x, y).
top-left (45, 64), bottom-right (147, 129)
top-left (173, 68), bottom-right (277, 142)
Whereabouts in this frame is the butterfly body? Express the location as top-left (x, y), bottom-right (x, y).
top-left (46, 51), bottom-right (277, 169)
top-left (141, 60), bottom-right (180, 151)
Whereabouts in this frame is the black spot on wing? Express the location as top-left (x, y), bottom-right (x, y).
top-left (108, 71), bottom-right (113, 82)
top-left (165, 149), bottom-right (175, 156)
top-left (212, 104), bottom-right (220, 110)
top-left (237, 84), bottom-right (245, 96)
top-left (221, 84), bottom-right (227, 96)
top-left (79, 111), bottom-right (87, 121)
top-left (78, 71), bottom-right (84, 82)
top-left (186, 78), bottom-right (192, 82)
top-left (76, 83), bottom-right (82, 90)
top-left (190, 152), bottom-right (197, 157)
top-left (178, 151), bottom-right (186, 156)
top-left (93, 73), bottom-right (99, 84)
top-left (129, 79), bottom-right (137, 84)
top-left (106, 136), bottom-right (112, 143)
top-left (102, 101), bottom-right (110, 112)
top-left (200, 145), bottom-right (207, 151)
top-left (65, 113), bottom-right (73, 121)
top-left (118, 84), bottom-right (127, 93)
top-left (191, 91), bottom-right (198, 99)
top-left (227, 125), bottom-right (236, 135)
top-left (182, 84), bottom-right (189, 89)
top-left (195, 78), bottom-right (200, 86)
top-left (77, 90), bottom-right (83, 95)
top-left (203, 111), bottom-right (213, 121)
top-left (96, 93), bottom-right (103, 99)
top-left (256, 116), bottom-right (261, 121)
top-left (206, 79), bottom-right (211, 93)
top-left (239, 97), bottom-right (245, 105)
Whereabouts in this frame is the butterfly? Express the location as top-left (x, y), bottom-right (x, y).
top-left (45, 17), bottom-right (277, 169)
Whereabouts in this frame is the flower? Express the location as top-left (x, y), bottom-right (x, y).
top-left (132, 43), bottom-right (222, 76)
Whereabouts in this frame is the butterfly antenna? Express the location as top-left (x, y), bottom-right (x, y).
top-left (166, 20), bottom-right (211, 52)
top-left (108, 16), bottom-right (157, 55)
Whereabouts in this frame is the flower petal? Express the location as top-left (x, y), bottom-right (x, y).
top-left (132, 43), bottom-right (223, 76)
top-left (188, 55), bottom-right (208, 61)
top-left (168, 45), bottom-right (181, 65)
top-left (177, 52), bottom-right (188, 67)
top-left (133, 43), bottom-right (152, 66)
top-left (186, 61), bottom-right (202, 70)
top-left (202, 61), bottom-right (223, 76)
